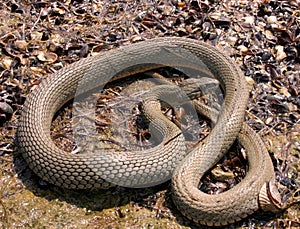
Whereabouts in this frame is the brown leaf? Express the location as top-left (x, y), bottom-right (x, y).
top-left (37, 51), bottom-right (58, 63)
top-left (1, 56), bottom-right (13, 69)
top-left (14, 40), bottom-right (28, 51)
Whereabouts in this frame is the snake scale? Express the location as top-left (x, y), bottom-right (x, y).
top-left (17, 37), bottom-right (281, 226)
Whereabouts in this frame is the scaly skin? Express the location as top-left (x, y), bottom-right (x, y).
top-left (17, 37), bottom-right (281, 225)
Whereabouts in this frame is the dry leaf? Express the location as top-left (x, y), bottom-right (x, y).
top-left (15, 40), bottom-right (28, 51)
top-left (1, 56), bottom-right (13, 69)
top-left (37, 51), bottom-right (58, 63)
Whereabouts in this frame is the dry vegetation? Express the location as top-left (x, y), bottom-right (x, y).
top-left (0, 0), bottom-right (299, 228)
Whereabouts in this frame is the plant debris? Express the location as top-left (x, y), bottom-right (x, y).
top-left (0, 0), bottom-right (299, 228)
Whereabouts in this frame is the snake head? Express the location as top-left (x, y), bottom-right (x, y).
top-left (259, 181), bottom-right (283, 212)
top-left (178, 77), bottom-right (220, 99)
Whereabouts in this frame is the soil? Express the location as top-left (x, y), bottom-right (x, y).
top-left (0, 0), bottom-right (299, 228)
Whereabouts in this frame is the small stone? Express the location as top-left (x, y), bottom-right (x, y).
top-left (0, 102), bottom-right (13, 115)
top-left (274, 45), bottom-right (287, 61)
top-left (267, 15), bottom-right (278, 24)
top-left (265, 30), bottom-right (277, 41)
top-left (243, 16), bottom-right (255, 25)
top-left (267, 16), bottom-right (279, 29)
top-left (237, 45), bottom-right (248, 54)
top-left (265, 117), bottom-right (273, 125)
top-left (52, 7), bottom-right (65, 15)
top-left (227, 36), bottom-right (238, 46)
top-left (245, 76), bottom-right (255, 86)
top-left (130, 35), bottom-right (143, 43)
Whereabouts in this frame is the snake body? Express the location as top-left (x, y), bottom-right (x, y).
top-left (18, 37), bottom-right (281, 225)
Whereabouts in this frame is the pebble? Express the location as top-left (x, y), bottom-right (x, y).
top-left (275, 45), bottom-right (287, 61)
top-left (267, 15), bottom-right (278, 24)
top-left (243, 16), bottom-right (255, 25)
top-left (237, 45), bottom-right (248, 54)
top-left (0, 102), bottom-right (13, 115)
top-left (265, 116), bottom-right (273, 125)
top-left (227, 36), bottom-right (238, 46)
top-left (264, 30), bottom-right (277, 41)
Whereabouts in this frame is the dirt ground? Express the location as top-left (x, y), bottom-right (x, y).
top-left (0, 0), bottom-right (299, 228)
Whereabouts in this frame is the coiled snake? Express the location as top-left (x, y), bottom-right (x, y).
top-left (18, 37), bottom-right (281, 226)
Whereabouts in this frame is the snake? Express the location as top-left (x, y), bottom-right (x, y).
top-left (17, 37), bottom-right (282, 226)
